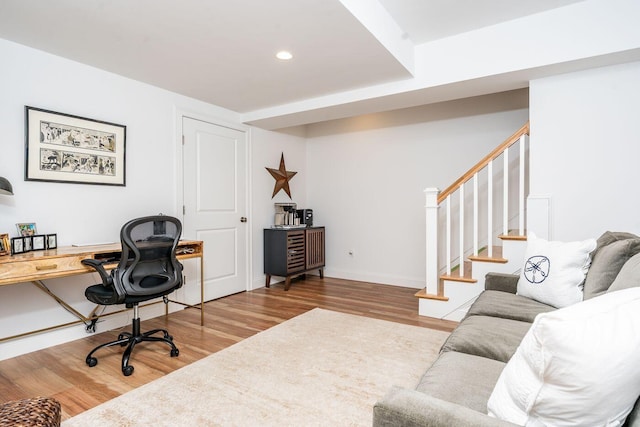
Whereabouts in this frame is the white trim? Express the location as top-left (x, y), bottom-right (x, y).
top-left (503, 147), bottom-right (509, 236)
top-left (527, 194), bottom-right (553, 240)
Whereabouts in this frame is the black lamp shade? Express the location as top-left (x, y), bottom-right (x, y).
top-left (0, 176), bottom-right (13, 195)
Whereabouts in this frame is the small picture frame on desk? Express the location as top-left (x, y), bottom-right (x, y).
top-left (11, 237), bottom-right (24, 255)
top-left (46, 234), bottom-right (57, 250)
top-left (16, 222), bottom-right (37, 236)
top-left (32, 234), bottom-right (46, 251)
top-left (23, 236), bottom-right (32, 252)
top-left (0, 234), bottom-right (10, 256)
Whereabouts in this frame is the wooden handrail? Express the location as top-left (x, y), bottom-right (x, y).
top-left (437, 121), bottom-right (530, 204)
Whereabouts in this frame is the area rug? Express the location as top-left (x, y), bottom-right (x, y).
top-left (63, 308), bottom-right (450, 426)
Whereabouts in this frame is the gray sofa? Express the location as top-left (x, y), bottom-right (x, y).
top-left (373, 231), bottom-right (640, 427)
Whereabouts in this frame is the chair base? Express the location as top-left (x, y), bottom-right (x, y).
top-left (86, 305), bottom-right (179, 376)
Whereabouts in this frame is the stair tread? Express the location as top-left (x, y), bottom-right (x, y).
top-left (468, 245), bottom-right (508, 263)
top-left (439, 274), bottom-right (477, 283)
top-left (440, 261), bottom-right (476, 283)
top-left (468, 255), bottom-right (508, 263)
top-left (498, 232), bottom-right (527, 241)
top-left (415, 288), bottom-right (449, 301)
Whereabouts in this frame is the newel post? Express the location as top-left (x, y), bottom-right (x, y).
top-left (424, 188), bottom-right (440, 295)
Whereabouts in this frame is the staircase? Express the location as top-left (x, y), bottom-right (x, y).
top-left (416, 122), bottom-right (530, 321)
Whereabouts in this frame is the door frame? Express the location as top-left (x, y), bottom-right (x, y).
top-left (174, 106), bottom-right (253, 294)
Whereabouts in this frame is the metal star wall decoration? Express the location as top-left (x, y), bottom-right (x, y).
top-left (266, 153), bottom-right (297, 198)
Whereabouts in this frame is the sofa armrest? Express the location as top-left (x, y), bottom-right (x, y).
top-left (373, 386), bottom-right (519, 427)
top-left (484, 273), bottom-right (519, 294)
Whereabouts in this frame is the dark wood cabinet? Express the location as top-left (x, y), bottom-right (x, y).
top-left (264, 226), bottom-right (325, 290)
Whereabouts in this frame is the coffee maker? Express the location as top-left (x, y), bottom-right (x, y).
top-left (274, 202), bottom-right (298, 226)
top-left (296, 209), bottom-right (313, 226)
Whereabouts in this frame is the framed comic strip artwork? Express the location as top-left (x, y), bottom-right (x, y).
top-left (25, 106), bottom-right (126, 186)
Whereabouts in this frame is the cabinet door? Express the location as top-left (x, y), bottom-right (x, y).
top-left (305, 228), bottom-right (325, 269)
top-left (286, 230), bottom-right (306, 273)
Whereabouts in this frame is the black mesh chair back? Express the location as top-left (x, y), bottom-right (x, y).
top-left (113, 216), bottom-right (184, 304)
top-left (82, 215), bottom-right (184, 376)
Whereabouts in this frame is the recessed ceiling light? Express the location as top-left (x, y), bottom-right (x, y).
top-left (276, 50), bottom-right (293, 60)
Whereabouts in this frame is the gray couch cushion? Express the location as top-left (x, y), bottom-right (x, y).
top-left (373, 386), bottom-right (520, 427)
top-left (484, 273), bottom-right (519, 294)
top-left (440, 315), bottom-right (531, 363)
top-left (583, 238), bottom-right (640, 299)
top-left (465, 290), bottom-right (555, 323)
top-left (591, 231), bottom-right (639, 254)
top-left (416, 351), bottom-right (505, 414)
top-left (609, 252), bottom-right (640, 293)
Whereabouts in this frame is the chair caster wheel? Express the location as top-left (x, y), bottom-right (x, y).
top-left (86, 357), bottom-right (98, 367)
top-left (170, 348), bottom-right (179, 357)
top-left (123, 365), bottom-right (134, 376)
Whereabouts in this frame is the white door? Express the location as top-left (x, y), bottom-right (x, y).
top-left (182, 117), bottom-right (248, 301)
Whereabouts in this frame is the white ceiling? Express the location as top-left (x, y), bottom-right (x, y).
top-left (378, 0), bottom-right (586, 44)
top-left (0, 0), bottom-right (630, 129)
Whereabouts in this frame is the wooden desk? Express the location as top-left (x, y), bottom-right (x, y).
top-left (0, 240), bottom-right (204, 343)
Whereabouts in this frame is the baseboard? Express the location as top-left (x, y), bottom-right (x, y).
top-left (0, 302), bottom-right (181, 362)
top-left (322, 268), bottom-right (424, 289)
top-left (252, 269), bottom-right (423, 290)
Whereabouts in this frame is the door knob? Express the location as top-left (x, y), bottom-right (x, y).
top-left (240, 217), bottom-right (247, 223)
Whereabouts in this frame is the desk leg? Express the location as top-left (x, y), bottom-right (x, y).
top-left (32, 280), bottom-right (90, 322)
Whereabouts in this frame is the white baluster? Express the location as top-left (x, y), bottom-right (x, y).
top-left (473, 174), bottom-right (478, 256)
top-left (446, 195), bottom-right (451, 275)
top-left (503, 148), bottom-right (509, 237)
top-left (519, 135), bottom-right (527, 236)
top-left (488, 162), bottom-right (493, 258)
top-left (459, 184), bottom-right (464, 276)
top-left (424, 188), bottom-right (440, 295)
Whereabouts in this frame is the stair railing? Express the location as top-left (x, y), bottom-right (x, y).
top-left (424, 122), bottom-right (530, 297)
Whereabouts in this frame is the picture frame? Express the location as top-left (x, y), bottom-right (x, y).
top-left (25, 106), bottom-right (126, 186)
top-left (11, 237), bottom-right (24, 255)
top-left (46, 233), bottom-right (58, 250)
top-left (32, 234), bottom-right (46, 251)
top-left (23, 236), bottom-right (33, 252)
top-left (16, 222), bottom-right (37, 236)
top-left (0, 234), bottom-right (9, 256)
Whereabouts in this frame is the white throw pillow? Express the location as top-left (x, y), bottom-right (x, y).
top-left (516, 233), bottom-right (596, 308)
top-left (487, 287), bottom-right (640, 427)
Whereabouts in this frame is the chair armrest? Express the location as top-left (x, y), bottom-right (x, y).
top-left (484, 273), bottom-right (519, 294)
top-left (373, 386), bottom-right (519, 427)
top-left (82, 258), bottom-right (113, 286)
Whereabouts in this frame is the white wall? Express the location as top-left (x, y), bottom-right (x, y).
top-left (0, 38), bottom-right (249, 360)
top-left (305, 90), bottom-right (529, 287)
top-left (250, 127), bottom-right (307, 288)
top-left (529, 61), bottom-right (640, 241)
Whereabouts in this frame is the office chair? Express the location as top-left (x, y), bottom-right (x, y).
top-left (82, 215), bottom-right (184, 376)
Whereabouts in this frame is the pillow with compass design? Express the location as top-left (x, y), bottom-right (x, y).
top-left (516, 233), bottom-right (596, 308)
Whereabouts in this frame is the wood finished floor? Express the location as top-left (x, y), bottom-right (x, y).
top-left (0, 276), bottom-right (458, 421)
